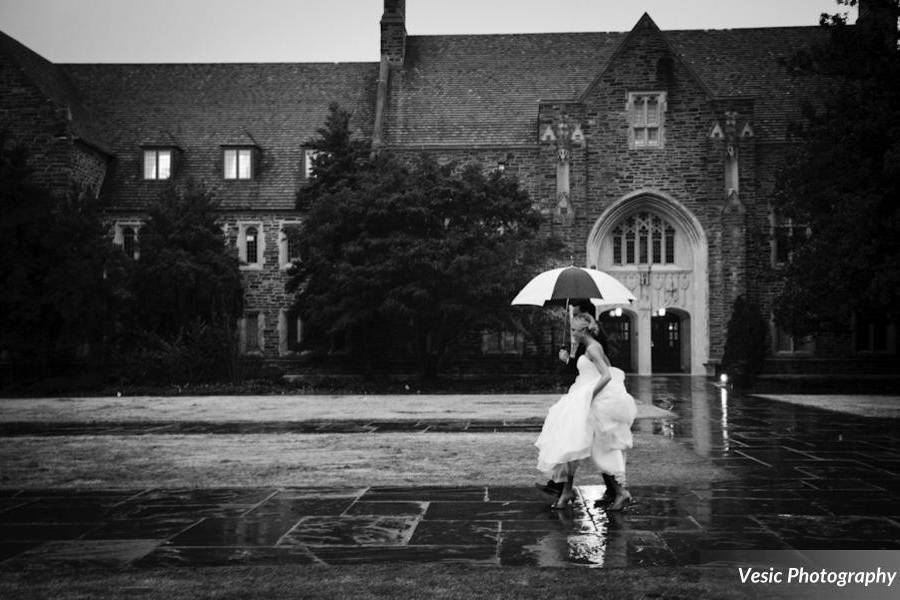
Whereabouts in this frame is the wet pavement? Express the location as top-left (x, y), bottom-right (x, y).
top-left (1, 378), bottom-right (898, 569)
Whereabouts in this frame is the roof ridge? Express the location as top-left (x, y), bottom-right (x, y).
top-left (404, 24), bottom-right (821, 39)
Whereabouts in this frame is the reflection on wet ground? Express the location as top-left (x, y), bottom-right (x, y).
top-left (0, 378), bottom-right (898, 568)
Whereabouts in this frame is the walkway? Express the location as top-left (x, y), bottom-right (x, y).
top-left (1, 378), bottom-right (898, 568)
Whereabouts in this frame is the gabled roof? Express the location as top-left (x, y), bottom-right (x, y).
top-left (0, 30), bottom-right (112, 154)
top-left (383, 25), bottom-right (829, 147)
top-left (579, 13), bottom-right (715, 103)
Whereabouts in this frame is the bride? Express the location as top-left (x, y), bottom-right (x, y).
top-left (534, 312), bottom-right (637, 510)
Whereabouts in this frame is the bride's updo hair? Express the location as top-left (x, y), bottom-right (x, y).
top-left (571, 313), bottom-right (600, 337)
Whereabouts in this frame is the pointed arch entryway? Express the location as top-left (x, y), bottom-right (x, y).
top-left (587, 190), bottom-right (709, 375)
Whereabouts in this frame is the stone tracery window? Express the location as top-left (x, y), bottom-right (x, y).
top-left (627, 92), bottom-right (666, 148)
top-left (612, 212), bottom-right (676, 266)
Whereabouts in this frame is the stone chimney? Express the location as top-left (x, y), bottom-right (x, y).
top-left (381, 0), bottom-right (406, 66)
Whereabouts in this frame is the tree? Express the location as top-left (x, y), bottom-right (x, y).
top-left (289, 104), bottom-right (551, 378)
top-left (0, 133), bottom-right (119, 374)
top-left (721, 295), bottom-right (768, 383)
top-left (120, 181), bottom-right (244, 382)
top-left (773, 0), bottom-right (900, 336)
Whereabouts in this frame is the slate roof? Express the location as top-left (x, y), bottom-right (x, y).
top-left (1, 21), bottom-right (829, 210)
top-left (62, 62), bottom-right (379, 210)
top-left (0, 30), bottom-right (111, 154)
top-left (384, 26), bottom-right (829, 147)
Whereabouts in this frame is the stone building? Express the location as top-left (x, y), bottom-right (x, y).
top-left (1, 0), bottom-right (896, 376)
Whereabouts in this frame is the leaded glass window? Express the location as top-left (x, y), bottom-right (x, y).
top-left (245, 227), bottom-right (258, 264)
top-left (611, 212), bottom-right (676, 265)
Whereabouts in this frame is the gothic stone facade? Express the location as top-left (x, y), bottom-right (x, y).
top-left (1, 0), bottom-right (896, 376)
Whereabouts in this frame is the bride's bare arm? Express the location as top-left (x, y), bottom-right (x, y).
top-left (587, 343), bottom-right (612, 398)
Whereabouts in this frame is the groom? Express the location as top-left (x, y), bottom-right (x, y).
top-left (536, 299), bottom-right (597, 498)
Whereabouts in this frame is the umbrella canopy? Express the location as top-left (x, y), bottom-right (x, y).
top-left (511, 266), bottom-right (636, 307)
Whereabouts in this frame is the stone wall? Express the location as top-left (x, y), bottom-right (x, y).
top-left (71, 142), bottom-right (108, 196)
top-left (0, 53), bottom-right (74, 195)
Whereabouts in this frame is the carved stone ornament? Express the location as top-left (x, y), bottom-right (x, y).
top-left (540, 120), bottom-right (584, 146)
top-left (540, 124), bottom-right (557, 142)
top-left (571, 124), bottom-right (585, 144)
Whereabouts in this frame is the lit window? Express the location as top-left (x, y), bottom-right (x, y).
top-left (143, 149), bottom-right (172, 180)
top-left (628, 92), bottom-right (666, 148)
top-left (612, 212), bottom-right (676, 265)
top-left (224, 148), bottom-right (254, 180)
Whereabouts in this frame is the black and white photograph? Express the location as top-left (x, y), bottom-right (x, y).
top-left (0, 0), bottom-right (898, 597)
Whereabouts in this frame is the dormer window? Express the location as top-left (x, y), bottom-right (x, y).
top-left (143, 148), bottom-right (172, 180)
top-left (224, 147), bottom-right (255, 180)
top-left (627, 92), bottom-right (667, 149)
top-left (303, 149), bottom-right (321, 179)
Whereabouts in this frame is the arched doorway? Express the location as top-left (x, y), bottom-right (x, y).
top-left (587, 190), bottom-right (708, 375)
top-left (598, 308), bottom-right (636, 372)
top-left (651, 308), bottom-right (691, 373)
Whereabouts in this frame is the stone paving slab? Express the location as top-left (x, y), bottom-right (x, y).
top-left (0, 482), bottom-right (898, 569)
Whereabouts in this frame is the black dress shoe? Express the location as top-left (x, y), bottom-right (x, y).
top-left (593, 492), bottom-right (615, 507)
top-left (534, 480), bottom-right (563, 498)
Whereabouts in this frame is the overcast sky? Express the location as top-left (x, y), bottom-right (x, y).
top-left (0, 0), bottom-right (853, 64)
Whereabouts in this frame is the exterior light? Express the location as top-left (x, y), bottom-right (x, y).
top-left (656, 308), bottom-right (666, 317)
top-left (720, 373), bottom-right (729, 385)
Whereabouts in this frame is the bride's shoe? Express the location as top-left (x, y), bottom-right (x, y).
top-left (606, 490), bottom-right (633, 512)
top-left (534, 480), bottom-right (563, 499)
top-left (593, 489), bottom-right (615, 507)
top-left (550, 490), bottom-right (576, 509)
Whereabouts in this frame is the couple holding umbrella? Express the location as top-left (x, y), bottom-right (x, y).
top-left (512, 266), bottom-right (638, 511)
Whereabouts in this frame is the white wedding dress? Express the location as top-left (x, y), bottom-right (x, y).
top-left (535, 353), bottom-right (637, 478)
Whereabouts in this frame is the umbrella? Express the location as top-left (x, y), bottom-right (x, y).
top-left (511, 266), bottom-right (635, 307)
top-left (511, 266), bottom-right (636, 347)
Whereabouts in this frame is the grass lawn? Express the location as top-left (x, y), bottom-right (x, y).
top-left (0, 393), bottom-right (673, 423)
top-left (0, 431), bottom-right (727, 488)
top-left (0, 564), bottom-right (820, 600)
